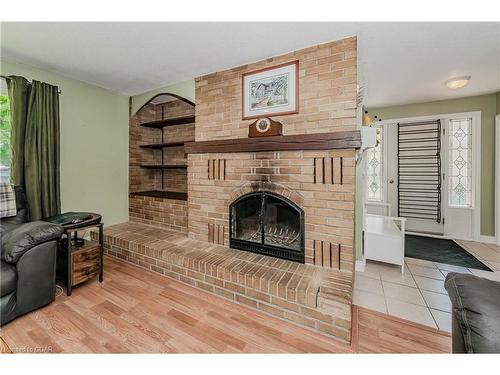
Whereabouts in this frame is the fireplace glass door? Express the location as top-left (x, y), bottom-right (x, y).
top-left (263, 195), bottom-right (301, 251)
top-left (231, 194), bottom-right (262, 244)
top-left (230, 191), bottom-right (304, 263)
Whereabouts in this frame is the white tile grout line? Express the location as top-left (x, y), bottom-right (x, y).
top-left (395, 263), bottom-right (440, 329)
top-left (414, 281), bottom-right (440, 329)
top-left (363, 238), bottom-right (500, 330)
top-left (359, 260), bottom-right (448, 330)
top-left (407, 261), bottom-right (450, 284)
top-left (407, 255), bottom-right (484, 278)
top-left (361, 241), bottom-right (500, 324)
top-left (379, 278), bottom-right (389, 314)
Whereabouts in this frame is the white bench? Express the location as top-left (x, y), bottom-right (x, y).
top-left (363, 202), bottom-right (406, 273)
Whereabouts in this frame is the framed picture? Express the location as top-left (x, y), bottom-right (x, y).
top-left (242, 60), bottom-right (298, 120)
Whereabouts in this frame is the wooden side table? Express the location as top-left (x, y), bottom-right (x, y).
top-left (51, 216), bottom-right (104, 296)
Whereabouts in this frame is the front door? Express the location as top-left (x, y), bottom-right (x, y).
top-left (386, 119), bottom-right (444, 235)
top-left (385, 113), bottom-right (479, 240)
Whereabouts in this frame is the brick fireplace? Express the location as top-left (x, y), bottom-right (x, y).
top-left (187, 36), bottom-right (358, 272)
top-left (101, 35), bottom-right (360, 344)
top-left (181, 36), bottom-right (359, 341)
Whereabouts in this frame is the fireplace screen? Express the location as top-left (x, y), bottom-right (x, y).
top-left (230, 192), bottom-right (304, 263)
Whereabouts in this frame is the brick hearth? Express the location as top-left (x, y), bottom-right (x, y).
top-left (93, 222), bottom-right (353, 342)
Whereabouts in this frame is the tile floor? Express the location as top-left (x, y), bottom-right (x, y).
top-left (353, 239), bottom-right (500, 333)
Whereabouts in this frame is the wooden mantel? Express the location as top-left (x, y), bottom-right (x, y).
top-left (185, 130), bottom-right (361, 154)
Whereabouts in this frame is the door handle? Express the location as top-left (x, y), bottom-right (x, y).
top-left (389, 179), bottom-right (395, 184)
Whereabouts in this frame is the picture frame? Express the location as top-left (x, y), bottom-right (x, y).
top-left (242, 60), bottom-right (299, 120)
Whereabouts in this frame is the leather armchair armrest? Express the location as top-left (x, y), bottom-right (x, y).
top-left (445, 272), bottom-right (500, 353)
top-left (1, 221), bottom-right (63, 263)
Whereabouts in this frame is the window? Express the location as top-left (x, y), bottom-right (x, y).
top-left (448, 118), bottom-right (472, 207)
top-left (366, 126), bottom-right (383, 201)
top-left (0, 78), bottom-right (11, 183)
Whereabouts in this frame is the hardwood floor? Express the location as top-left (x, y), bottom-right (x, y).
top-left (351, 305), bottom-right (451, 353)
top-left (0, 256), bottom-right (451, 353)
top-left (0, 336), bottom-right (11, 353)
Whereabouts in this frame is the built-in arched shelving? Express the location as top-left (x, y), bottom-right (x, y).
top-left (129, 93), bottom-right (195, 200)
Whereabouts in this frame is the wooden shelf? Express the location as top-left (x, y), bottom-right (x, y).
top-left (139, 142), bottom-right (185, 149)
top-left (185, 131), bottom-right (362, 154)
top-left (140, 165), bottom-right (187, 170)
top-left (130, 190), bottom-right (188, 200)
top-left (140, 116), bottom-right (195, 129)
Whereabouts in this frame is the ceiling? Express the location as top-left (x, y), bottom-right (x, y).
top-left (1, 22), bottom-right (499, 107)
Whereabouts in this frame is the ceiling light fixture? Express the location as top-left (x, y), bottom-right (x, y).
top-left (445, 75), bottom-right (471, 89)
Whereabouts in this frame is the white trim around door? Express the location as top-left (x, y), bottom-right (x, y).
top-left (496, 114), bottom-right (500, 246)
top-left (377, 111), bottom-right (482, 242)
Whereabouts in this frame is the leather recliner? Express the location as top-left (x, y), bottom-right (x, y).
top-left (445, 272), bottom-right (500, 353)
top-left (0, 186), bottom-right (63, 326)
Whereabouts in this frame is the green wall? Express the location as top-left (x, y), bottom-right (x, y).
top-left (131, 80), bottom-right (195, 115)
top-left (369, 93), bottom-right (497, 237)
top-left (496, 92), bottom-right (500, 115)
top-left (1, 60), bottom-right (129, 226)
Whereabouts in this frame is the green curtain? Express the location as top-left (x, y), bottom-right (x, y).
top-left (7, 76), bottom-right (29, 188)
top-left (7, 76), bottom-right (61, 220)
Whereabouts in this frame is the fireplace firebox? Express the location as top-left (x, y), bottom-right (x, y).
top-left (229, 191), bottom-right (305, 263)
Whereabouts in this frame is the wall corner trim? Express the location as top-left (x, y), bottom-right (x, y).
top-left (355, 259), bottom-right (366, 272)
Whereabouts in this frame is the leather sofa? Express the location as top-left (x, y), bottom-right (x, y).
top-left (445, 272), bottom-right (500, 353)
top-left (0, 186), bottom-right (63, 326)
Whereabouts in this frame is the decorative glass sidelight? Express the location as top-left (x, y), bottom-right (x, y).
top-left (230, 191), bottom-right (304, 263)
top-left (366, 126), bottom-right (383, 201)
top-left (448, 118), bottom-right (472, 207)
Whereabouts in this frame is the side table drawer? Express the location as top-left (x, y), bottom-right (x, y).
top-left (72, 243), bottom-right (100, 286)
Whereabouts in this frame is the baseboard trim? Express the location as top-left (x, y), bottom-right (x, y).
top-left (355, 259), bottom-right (366, 272)
top-left (477, 235), bottom-right (497, 244)
top-left (406, 231), bottom-right (449, 240)
top-left (406, 231), bottom-right (497, 245)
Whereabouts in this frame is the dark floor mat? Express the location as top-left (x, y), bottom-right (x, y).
top-left (405, 235), bottom-right (492, 271)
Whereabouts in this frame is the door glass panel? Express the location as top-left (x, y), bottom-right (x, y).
top-left (448, 118), bottom-right (472, 207)
top-left (231, 195), bottom-right (262, 243)
top-left (366, 126), bottom-right (383, 201)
